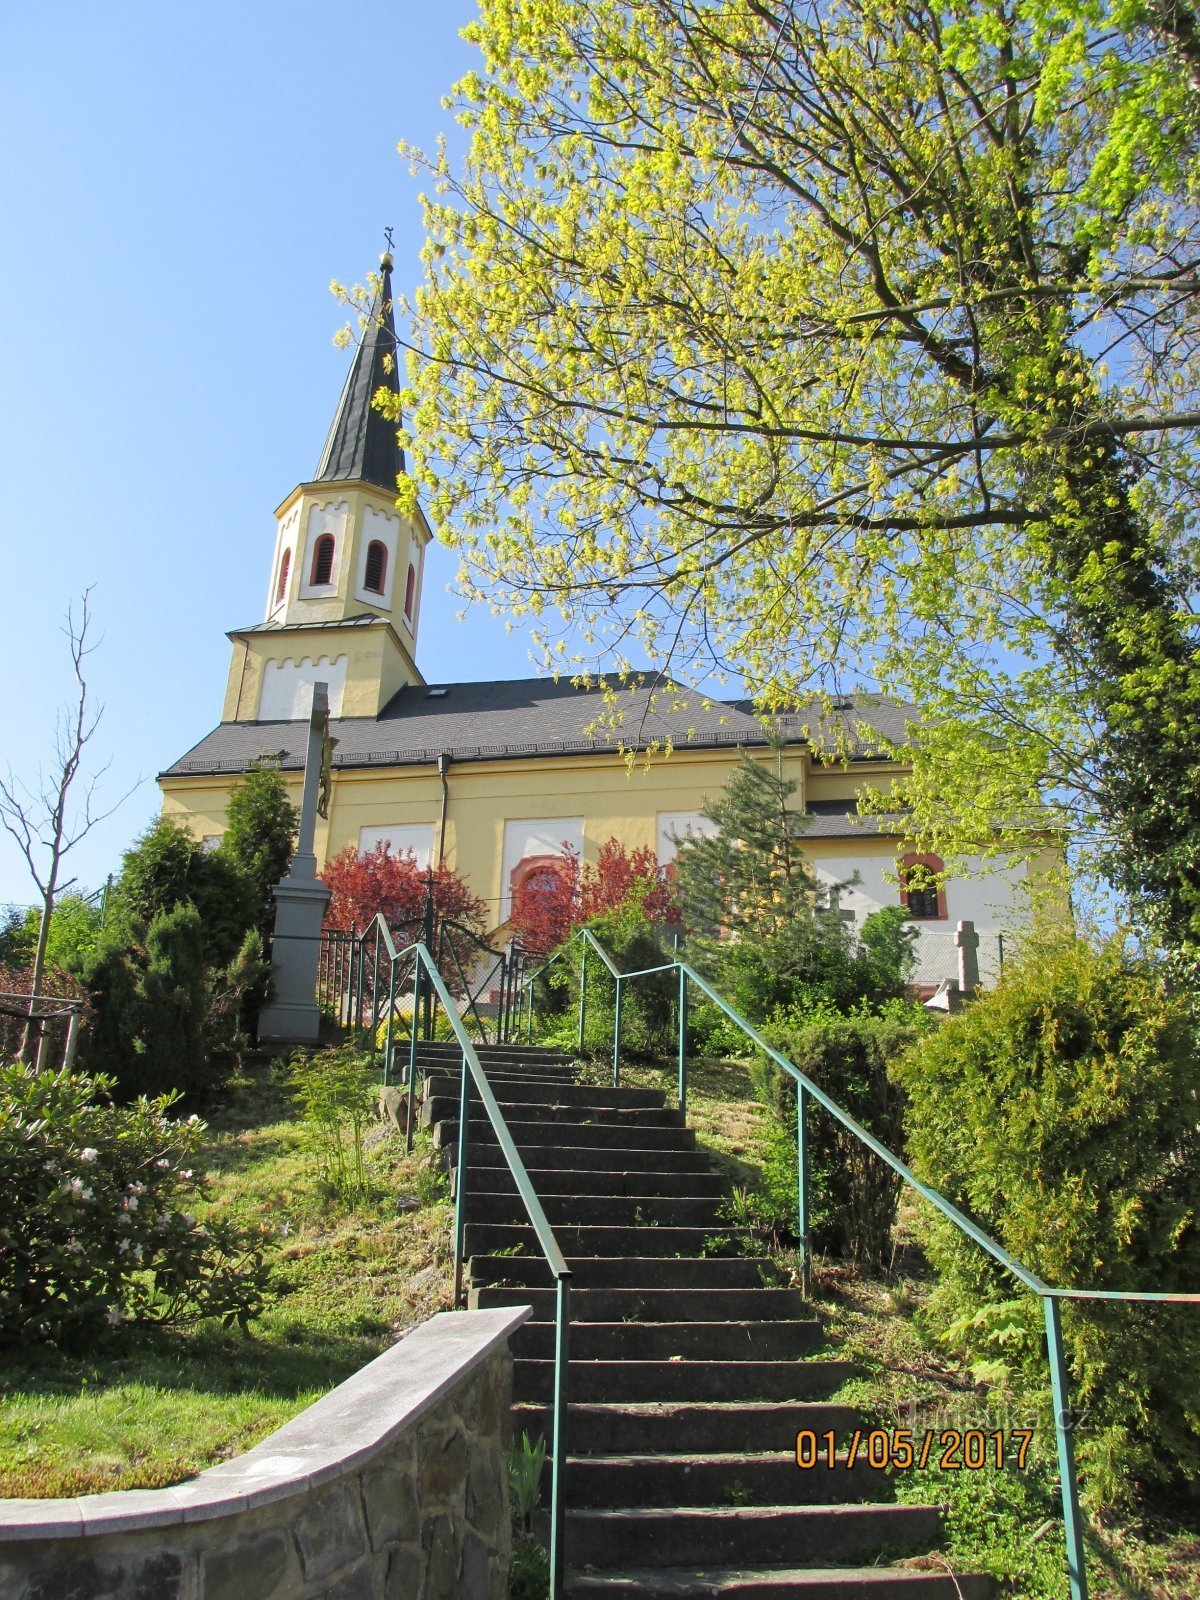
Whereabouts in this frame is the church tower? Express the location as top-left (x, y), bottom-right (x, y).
top-left (222, 253), bottom-right (432, 723)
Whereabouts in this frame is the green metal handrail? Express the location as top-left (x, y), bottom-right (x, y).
top-left (518, 926), bottom-right (1200, 1600)
top-left (351, 914), bottom-right (572, 1600)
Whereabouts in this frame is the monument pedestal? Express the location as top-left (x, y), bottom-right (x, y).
top-left (256, 867), bottom-right (331, 1044)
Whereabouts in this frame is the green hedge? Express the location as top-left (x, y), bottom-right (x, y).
top-left (894, 935), bottom-right (1200, 1504)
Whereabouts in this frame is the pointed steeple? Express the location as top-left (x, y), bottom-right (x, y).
top-left (314, 253), bottom-right (405, 490)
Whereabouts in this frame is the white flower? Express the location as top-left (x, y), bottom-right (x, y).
top-left (127, 1182), bottom-right (145, 1196)
top-left (81, 1187), bottom-right (93, 1201)
top-left (104, 1306), bottom-right (122, 1327)
top-left (277, 1221), bottom-right (291, 1238)
top-left (123, 1195), bottom-right (139, 1211)
top-left (65, 1236), bottom-right (82, 1255)
top-left (155, 1212), bottom-right (172, 1230)
top-left (132, 1243), bottom-right (143, 1264)
top-left (118, 1238), bottom-right (131, 1254)
top-left (68, 1177), bottom-right (84, 1198)
top-left (79, 1148), bottom-right (98, 1164)
top-left (180, 1169), bottom-right (193, 1180)
top-left (154, 1159), bottom-right (169, 1170)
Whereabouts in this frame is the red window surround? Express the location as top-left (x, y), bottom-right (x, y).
top-left (364, 540), bottom-right (387, 594)
top-left (899, 852), bottom-right (947, 920)
top-left (310, 534), bottom-right (335, 586)
top-left (274, 548), bottom-right (291, 605)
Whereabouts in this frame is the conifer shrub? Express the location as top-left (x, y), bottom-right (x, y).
top-left (755, 1005), bottom-right (929, 1265)
top-left (75, 903), bottom-right (210, 1101)
top-left (108, 816), bottom-right (251, 967)
top-left (0, 1060), bottom-right (271, 1347)
top-left (894, 935), bottom-right (1200, 1504)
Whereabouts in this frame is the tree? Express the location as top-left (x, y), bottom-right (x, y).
top-left (394, 0), bottom-right (1200, 966)
top-left (216, 764), bottom-right (298, 936)
top-left (320, 842), bottom-right (487, 937)
top-left (509, 836), bottom-right (677, 957)
top-left (0, 592), bottom-right (133, 1045)
top-left (107, 816), bottom-right (250, 968)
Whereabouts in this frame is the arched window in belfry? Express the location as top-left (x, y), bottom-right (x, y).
top-left (274, 548), bottom-right (291, 605)
top-left (404, 561), bottom-right (416, 620)
top-left (364, 540), bottom-right (387, 594)
top-left (311, 534), bottom-right (335, 586)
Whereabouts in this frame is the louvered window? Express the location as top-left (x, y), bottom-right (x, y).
top-left (311, 534), bottom-right (335, 586)
top-left (364, 540), bottom-right (387, 594)
top-left (274, 548), bottom-right (291, 605)
top-left (404, 562), bottom-right (416, 619)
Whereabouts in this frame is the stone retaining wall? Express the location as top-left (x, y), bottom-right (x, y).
top-left (0, 1306), bottom-right (530, 1600)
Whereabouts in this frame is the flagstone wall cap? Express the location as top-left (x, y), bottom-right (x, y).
top-left (0, 1304), bottom-right (530, 1541)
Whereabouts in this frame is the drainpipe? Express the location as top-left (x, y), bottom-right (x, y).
top-left (436, 752), bottom-right (451, 866)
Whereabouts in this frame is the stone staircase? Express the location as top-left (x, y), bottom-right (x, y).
top-left (417, 1040), bottom-right (992, 1599)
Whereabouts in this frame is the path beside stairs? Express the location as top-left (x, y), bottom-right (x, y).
top-left (417, 1041), bottom-right (992, 1599)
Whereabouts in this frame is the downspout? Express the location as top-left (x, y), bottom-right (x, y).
top-left (436, 752), bottom-right (451, 866)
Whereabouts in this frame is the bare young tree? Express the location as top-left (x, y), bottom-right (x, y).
top-left (0, 591), bottom-right (134, 1053)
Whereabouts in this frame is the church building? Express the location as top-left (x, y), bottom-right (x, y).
top-left (157, 256), bottom-right (1036, 984)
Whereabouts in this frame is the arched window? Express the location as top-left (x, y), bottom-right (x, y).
top-left (404, 561), bottom-right (416, 620)
top-left (899, 852), bottom-right (947, 920)
top-left (364, 540), bottom-right (387, 594)
top-left (310, 534), bottom-right (335, 586)
top-left (274, 548), bottom-right (291, 605)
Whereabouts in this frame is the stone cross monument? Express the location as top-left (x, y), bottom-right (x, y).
top-left (257, 684), bottom-right (333, 1044)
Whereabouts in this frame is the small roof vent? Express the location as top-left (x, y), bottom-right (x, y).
top-left (427, 688), bottom-right (449, 698)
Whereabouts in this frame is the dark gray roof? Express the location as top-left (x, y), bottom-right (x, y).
top-left (159, 678), bottom-right (916, 780)
top-left (314, 256), bottom-right (405, 491)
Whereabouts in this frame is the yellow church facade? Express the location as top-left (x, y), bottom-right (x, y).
top-left (157, 256), bottom-right (1036, 983)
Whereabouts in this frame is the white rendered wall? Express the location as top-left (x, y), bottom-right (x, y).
top-left (809, 851), bottom-right (1026, 931)
top-left (298, 501), bottom-right (349, 598)
top-left (354, 505), bottom-right (400, 609)
top-left (258, 655), bottom-right (348, 720)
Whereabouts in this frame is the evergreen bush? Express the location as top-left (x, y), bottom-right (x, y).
top-left (75, 903), bottom-right (210, 1102)
top-left (756, 1006), bottom-right (928, 1264)
top-left (0, 1060), bottom-right (271, 1347)
top-left (108, 817), bottom-right (251, 967)
top-left (894, 935), bottom-right (1200, 1504)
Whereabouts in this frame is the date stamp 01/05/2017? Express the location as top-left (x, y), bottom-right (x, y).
top-left (796, 1428), bottom-right (1036, 1473)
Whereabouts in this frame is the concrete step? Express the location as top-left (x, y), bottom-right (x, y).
top-left (449, 1142), bottom-right (713, 1174)
top-left (513, 1358), bottom-right (855, 1404)
top-left (469, 1256), bottom-right (776, 1289)
top-left (561, 1450), bottom-right (886, 1508)
top-left (430, 1100), bottom-right (686, 1131)
top-left (466, 1192), bottom-right (729, 1228)
top-left (512, 1320), bottom-right (821, 1362)
top-left (463, 1222), bottom-right (747, 1259)
top-left (564, 1504), bottom-right (944, 1570)
top-left (471, 1287), bottom-right (806, 1322)
top-left (423, 1075), bottom-right (666, 1110)
top-left (568, 1567), bottom-right (996, 1599)
top-left (463, 1166), bottom-right (728, 1198)
top-left (513, 1401), bottom-right (861, 1455)
top-left (437, 1120), bottom-right (696, 1152)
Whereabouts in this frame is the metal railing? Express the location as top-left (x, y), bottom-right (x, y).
top-left (517, 928), bottom-right (1200, 1600)
top-left (347, 914), bottom-right (572, 1599)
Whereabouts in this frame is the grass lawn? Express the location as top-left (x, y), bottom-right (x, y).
top-left (590, 1052), bottom-right (1200, 1600)
top-left (0, 1061), bottom-right (453, 1498)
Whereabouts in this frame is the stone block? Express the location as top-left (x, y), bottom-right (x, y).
top-left (201, 1528), bottom-right (294, 1600)
top-left (475, 1357), bottom-right (508, 1439)
top-left (464, 1446), bottom-right (505, 1539)
top-left (458, 1533), bottom-right (494, 1600)
top-left (322, 1560), bottom-right (382, 1600)
top-left (359, 1457), bottom-right (419, 1552)
top-left (421, 1514), bottom-right (463, 1597)
top-left (23, 1549), bottom-right (185, 1600)
top-left (294, 1480), bottom-right (368, 1583)
top-left (454, 1372), bottom-right (481, 1436)
top-left (383, 1546), bottom-right (423, 1599)
top-left (417, 1426), bottom-right (467, 1509)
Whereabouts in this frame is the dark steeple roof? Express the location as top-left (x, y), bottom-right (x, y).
top-left (313, 253), bottom-right (405, 490)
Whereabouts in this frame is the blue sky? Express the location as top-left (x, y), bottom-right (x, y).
top-left (0, 1), bottom-right (554, 906)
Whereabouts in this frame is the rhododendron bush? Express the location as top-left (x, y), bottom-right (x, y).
top-left (0, 1062), bottom-right (271, 1347)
